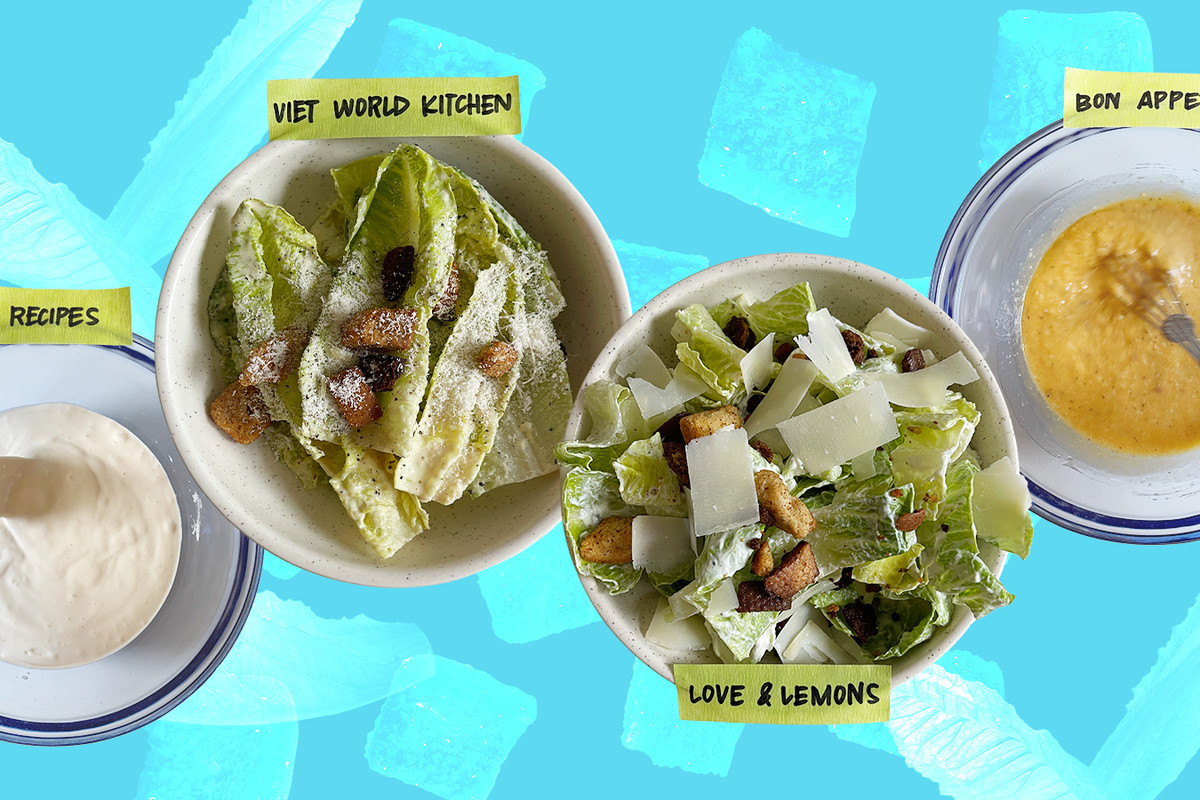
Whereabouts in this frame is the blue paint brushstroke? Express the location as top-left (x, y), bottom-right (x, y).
top-left (137, 679), bottom-right (297, 800)
top-left (980, 10), bottom-right (1152, 171)
top-left (1091, 590), bottom-right (1200, 800)
top-left (365, 655), bottom-right (537, 800)
top-left (622, 658), bottom-right (743, 777)
top-left (612, 238), bottom-right (708, 311)
top-left (0, 137), bottom-right (158, 336)
top-left (374, 18), bottom-right (545, 140)
top-left (107, 0), bottom-right (362, 270)
top-left (888, 665), bottom-right (1110, 800)
top-left (697, 27), bottom-right (876, 237)
top-left (476, 523), bottom-right (598, 644)
top-left (166, 589), bottom-right (433, 725)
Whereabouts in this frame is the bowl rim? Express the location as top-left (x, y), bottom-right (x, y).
top-left (932, 120), bottom-right (1200, 545)
top-left (563, 252), bottom-right (1019, 685)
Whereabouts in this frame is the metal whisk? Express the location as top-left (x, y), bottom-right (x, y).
top-left (1101, 249), bottom-right (1200, 367)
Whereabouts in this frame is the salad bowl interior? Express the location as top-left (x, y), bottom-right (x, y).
top-left (157, 136), bottom-right (628, 587)
top-left (562, 253), bottom-right (1021, 686)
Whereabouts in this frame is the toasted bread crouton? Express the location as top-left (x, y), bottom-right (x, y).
top-left (340, 308), bottom-right (418, 351)
top-left (764, 541), bottom-right (819, 599)
top-left (239, 325), bottom-right (309, 385)
top-left (358, 352), bottom-right (405, 394)
top-left (328, 366), bottom-right (383, 429)
top-left (579, 516), bottom-right (633, 564)
top-left (679, 405), bottom-right (742, 443)
top-left (735, 580), bottom-right (792, 612)
top-left (722, 315), bottom-right (755, 350)
top-left (755, 470), bottom-right (816, 538)
top-left (477, 340), bottom-right (519, 378)
top-left (750, 538), bottom-right (773, 577)
top-left (895, 509), bottom-right (926, 532)
top-left (841, 329), bottom-right (867, 365)
top-left (382, 245), bottom-right (415, 302)
top-left (842, 602), bottom-right (878, 643)
top-left (209, 381), bottom-right (272, 445)
top-left (662, 439), bottom-right (690, 488)
top-left (901, 348), bottom-right (926, 373)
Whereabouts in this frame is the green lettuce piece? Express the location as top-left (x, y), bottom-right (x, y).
top-left (671, 303), bottom-right (747, 403)
top-left (853, 543), bottom-right (925, 593)
top-left (299, 144), bottom-right (456, 450)
top-left (972, 457), bottom-right (1035, 559)
top-left (710, 282), bottom-right (817, 341)
top-left (669, 525), bottom-right (761, 620)
top-left (613, 434), bottom-right (685, 516)
top-left (920, 459), bottom-right (1014, 618)
top-left (809, 477), bottom-right (918, 571)
top-left (890, 394), bottom-right (981, 515)
top-left (555, 380), bottom-right (650, 471)
top-left (706, 609), bottom-right (779, 663)
top-left (562, 468), bottom-right (641, 594)
top-left (300, 437), bottom-right (428, 559)
top-left (392, 256), bottom-right (520, 504)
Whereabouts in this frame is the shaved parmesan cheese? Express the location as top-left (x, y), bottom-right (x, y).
top-left (628, 365), bottom-right (708, 420)
top-left (771, 603), bottom-right (815, 658)
top-left (685, 427), bottom-right (760, 536)
top-left (850, 449), bottom-right (878, 480)
top-left (745, 355), bottom-right (818, 437)
top-left (617, 344), bottom-right (672, 389)
top-left (972, 456), bottom-right (1033, 557)
top-left (706, 579), bottom-right (739, 617)
top-left (740, 333), bottom-right (776, 395)
top-left (646, 597), bottom-right (711, 651)
top-left (632, 516), bottom-right (695, 573)
top-left (873, 350), bottom-right (979, 407)
top-left (781, 620), bottom-right (855, 665)
top-left (776, 382), bottom-right (900, 475)
top-left (866, 307), bottom-right (932, 350)
top-left (795, 308), bottom-right (856, 382)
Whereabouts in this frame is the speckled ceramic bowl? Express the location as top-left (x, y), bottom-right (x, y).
top-left (157, 137), bottom-right (628, 587)
top-left (562, 253), bottom-right (1019, 686)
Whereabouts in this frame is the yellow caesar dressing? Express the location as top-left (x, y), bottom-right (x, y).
top-left (1022, 195), bottom-right (1200, 456)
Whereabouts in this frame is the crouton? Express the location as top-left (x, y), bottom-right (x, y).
top-left (755, 470), bottom-right (816, 538)
top-left (722, 315), bottom-right (755, 350)
top-left (750, 439), bottom-right (773, 463)
top-left (901, 348), bottom-right (926, 373)
top-left (358, 352), bottom-right (404, 394)
top-left (842, 602), bottom-right (878, 643)
top-left (477, 340), bottom-right (519, 377)
top-left (763, 541), bottom-right (820, 599)
top-left (239, 325), bottom-right (309, 385)
top-left (382, 245), bottom-right (415, 302)
top-left (842, 329), bottom-right (867, 365)
top-left (895, 509), bottom-right (926, 532)
top-left (735, 580), bottom-right (791, 613)
top-left (662, 439), bottom-right (690, 488)
top-left (750, 538), bottom-right (774, 577)
top-left (340, 308), bottom-right (418, 351)
top-left (679, 405), bottom-right (742, 443)
top-left (579, 516), bottom-right (634, 564)
top-left (774, 341), bottom-right (798, 361)
top-left (209, 381), bottom-right (272, 445)
top-left (328, 366), bottom-right (382, 429)
top-left (655, 412), bottom-right (686, 443)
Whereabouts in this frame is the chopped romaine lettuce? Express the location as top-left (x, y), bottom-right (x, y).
top-left (559, 280), bottom-right (1031, 666)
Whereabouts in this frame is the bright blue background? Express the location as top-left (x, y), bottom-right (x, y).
top-left (3, 1), bottom-right (1200, 798)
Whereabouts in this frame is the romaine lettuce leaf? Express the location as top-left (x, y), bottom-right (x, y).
top-left (809, 476), bottom-right (917, 571)
top-left (562, 468), bottom-right (641, 594)
top-left (613, 433), bottom-right (685, 516)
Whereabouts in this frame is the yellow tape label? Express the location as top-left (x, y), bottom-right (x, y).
top-left (1065, 68), bottom-right (1200, 128)
top-left (267, 77), bottom-right (522, 140)
top-left (0, 287), bottom-right (132, 346)
top-left (674, 663), bottom-right (891, 725)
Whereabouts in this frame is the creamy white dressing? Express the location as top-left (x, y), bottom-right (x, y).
top-left (0, 403), bottom-right (181, 669)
